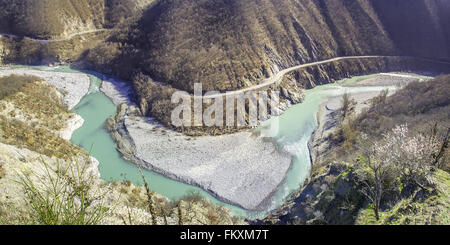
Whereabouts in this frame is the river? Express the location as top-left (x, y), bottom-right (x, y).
top-left (0, 65), bottom-right (399, 219)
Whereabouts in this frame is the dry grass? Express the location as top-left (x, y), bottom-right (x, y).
top-left (3, 81), bottom-right (70, 130)
top-left (0, 115), bottom-right (85, 160)
top-left (0, 75), bottom-right (40, 99)
top-left (0, 76), bottom-right (84, 160)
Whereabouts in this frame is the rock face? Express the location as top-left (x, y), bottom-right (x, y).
top-left (58, 114), bottom-right (84, 141)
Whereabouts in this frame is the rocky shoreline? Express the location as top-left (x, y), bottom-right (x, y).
top-left (58, 114), bottom-right (84, 141)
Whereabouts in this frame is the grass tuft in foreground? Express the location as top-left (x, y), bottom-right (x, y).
top-left (15, 158), bottom-right (112, 225)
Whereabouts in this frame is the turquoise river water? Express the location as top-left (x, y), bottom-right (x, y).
top-left (1, 65), bottom-right (396, 219)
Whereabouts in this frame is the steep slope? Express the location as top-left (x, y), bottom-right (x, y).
top-left (371, 0), bottom-right (450, 60)
top-left (0, 0), bottom-right (156, 65)
top-left (2, 0), bottom-right (449, 89)
top-left (2, 0), bottom-right (450, 134)
top-left (79, 0), bottom-right (450, 134)
top-left (85, 0), bottom-right (449, 92)
top-left (0, 0), bottom-right (154, 39)
top-left (118, 0), bottom-right (399, 92)
top-left (0, 0), bottom-right (104, 39)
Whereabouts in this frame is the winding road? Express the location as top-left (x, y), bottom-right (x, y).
top-left (195, 55), bottom-right (450, 99)
top-left (2, 29), bottom-right (449, 100)
top-left (0, 29), bottom-right (110, 43)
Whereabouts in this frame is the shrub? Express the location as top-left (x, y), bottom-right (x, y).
top-left (384, 125), bottom-right (442, 189)
top-left (180, 190), bottom-right (205, 204)
top-left (355, 133), bottom-right (400, 221)
top-left (341, 119), bottom-right (358, 151)
top-left (369, 89), bottom-right (389, 113)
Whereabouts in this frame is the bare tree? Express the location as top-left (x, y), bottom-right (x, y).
top-left (157, 199), bottom-right (173, 225)
top-left (355, 124), bottom-right (443, 220)
top-left (384, 125), bottom-right (440, 189)
top-left (430, 124), bottom-right (449, 170)
top-left (355, 150), bottom-right (396, 220)
top-left (369, 89), bottom-right (389, 114)
top-left (176, 201), bottom-right (184, 225)
top-left (355, 134), bottom-right (398, 221)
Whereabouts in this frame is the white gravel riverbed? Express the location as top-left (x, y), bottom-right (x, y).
top-left (122, 116), bottom-right (293, 210)
top-left (101, 79), bottom-right (293, 210)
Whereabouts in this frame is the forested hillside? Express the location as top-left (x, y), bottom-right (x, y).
top-left (84, 0), bottom-right (450, 93)
top-left (81, 0), bottom-right (450, 132)
top-left (2, 0), bottom-right (449, 91)
top-left (1, 0), bottom-right (450, 134)
top-left (2, 0), bottom-right (449, 89)
top-left (0, 0), bottom-right (154, 39)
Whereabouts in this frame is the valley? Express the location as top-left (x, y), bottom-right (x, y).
top-left (2, 62), bottom-right (441, 220)
top-left (0, 0), bottom-right (449, 227)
